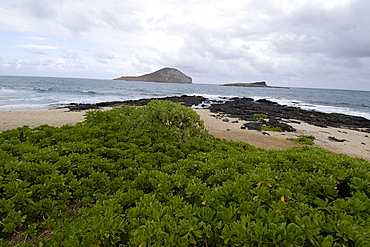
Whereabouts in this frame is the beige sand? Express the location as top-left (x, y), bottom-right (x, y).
top-left (1, 108), bottom-right (369, 161)
top-left (194, 109), bottom-right (300, 150)
top-left (194, 109), bottom-right (370, 161)
top-left (0, 109), bottom-right (88, 131)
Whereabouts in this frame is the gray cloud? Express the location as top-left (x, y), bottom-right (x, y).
top-left (93, 49), bottom-right (115, 64)
top-left (60, 11), bottom-right (95, 36)
top-left (20, 0), bottom-right (57, 19)
top-left (144, 0), bottom-right (370, 88)
top-left (2, 57), bottom-right (23, 69)
top-left (60, 47), bottom-right (80, 60)
top-left (1, 0), bottom-right (370, 90)
top-left (19, 45), bottom-right (58, 55)
top-left (56, 1), bottom-right (144, 37)
top-left (273, 1), bottom-right (370, 59)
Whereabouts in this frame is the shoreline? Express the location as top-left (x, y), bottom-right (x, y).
top-left (1, 96), bottom-right (369, 161)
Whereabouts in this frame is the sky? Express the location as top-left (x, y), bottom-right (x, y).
top-left (0, 0), bottom-right (370, 91)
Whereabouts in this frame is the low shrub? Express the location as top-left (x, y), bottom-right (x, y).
top-left (0, 101), bottom-right (369, 246)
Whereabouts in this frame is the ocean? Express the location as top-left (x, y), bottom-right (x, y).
top-left (1, 75), bottom-right (369, 120)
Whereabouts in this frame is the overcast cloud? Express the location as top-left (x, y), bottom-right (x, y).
top-left (0, 0), bottom-right (369, 90)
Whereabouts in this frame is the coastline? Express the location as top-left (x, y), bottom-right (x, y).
top-left (1, 101), bottom-right (369, 161)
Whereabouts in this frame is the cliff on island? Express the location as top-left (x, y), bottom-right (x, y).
top-left (114, 67), bottom-right (192, 84)
top-left (223, 81), bottom-right (288, 88)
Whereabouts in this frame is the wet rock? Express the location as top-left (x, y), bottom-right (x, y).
top-left (267, 118), bottom-right (295, 132)
top-left (328, 136), bottom-right (347, 142)
top-left (67, 95), bottom-right (208, 111)
top-left (256, 99), bottom-right (278, 104)
top-left (66, 95), bottom-right (370, 134)
top-left (244, 122), bottom-right (262, 131)
top-left (314, 123), bottom-right (328, 128)
top-left (209, 97), bottom-right (370, 132)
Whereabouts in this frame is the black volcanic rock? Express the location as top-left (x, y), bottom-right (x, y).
top-left (209, 97), bottom-right (370, 132)
top-left (65, 96), bottom-right (370, 133)
top-left (244, 122), bottom-right (262, 131)
top-left (66, 95), bottom-right (207, 111)
top-left (328, 136), bottom-right (347, 142)
top-left (114, 67), bottom-right (192, 84)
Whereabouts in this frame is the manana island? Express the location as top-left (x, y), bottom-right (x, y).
top-left (114, 67), bottom-right (192, 84)
top-left (114, 67), bottom-right (285, 88)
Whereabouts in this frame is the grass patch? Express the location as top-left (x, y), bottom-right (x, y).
top-left (253, 113), bottom-right (268, 120)
top-left (287, 135), bottom-right (315, 145)
top-left (261, 125), bottom-right (283, 132)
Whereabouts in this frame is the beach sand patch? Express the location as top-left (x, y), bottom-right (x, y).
top-left (194, 109), bottom-right (370, 161)
top-left (1, 107), bottom-right (369, 161)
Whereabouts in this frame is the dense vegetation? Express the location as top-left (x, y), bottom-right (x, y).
top-left (0, 100), bottom-right (369, 246)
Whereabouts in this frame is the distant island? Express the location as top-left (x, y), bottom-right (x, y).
top-left (114, 67), bottom-right (192, 84)
top-left (222, 81), bottom-right (288, 88)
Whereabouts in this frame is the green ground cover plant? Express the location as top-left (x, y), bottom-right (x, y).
top-left (287, 135), bottom-right (316, 145)
top-left (261, 126), bottom-right (284, 132)
top-left (0, 100), bottom-right (369, 246)
top-left (253, 113), bottom-right (268, 120)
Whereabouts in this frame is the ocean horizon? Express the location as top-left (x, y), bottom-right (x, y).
top-left (1, 75), bottom-right (370, 120)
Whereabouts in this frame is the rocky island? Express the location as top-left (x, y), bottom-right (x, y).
top-left (223, 81), bottom-right (288, 88)
top-left (114, 67), bottom-right (192, 84)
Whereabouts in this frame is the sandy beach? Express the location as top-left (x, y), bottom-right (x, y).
top-left (0, 109), bottom-right (87, 131)
top-left (1, 108), bottom-right (369, 161)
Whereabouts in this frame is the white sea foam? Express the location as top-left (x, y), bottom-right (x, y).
top-left (189, 94), bottom-right (236, 108)
top-left (1, 76), bottom-right (369, 120)
top-left (0, 104), bottom-right (51, 111)
top-left (266, 98), bottom-right (370, 120)
top-left (0, 87), bottom-right (18, 94)
top-left (193, 94), bottom-right (370, 120)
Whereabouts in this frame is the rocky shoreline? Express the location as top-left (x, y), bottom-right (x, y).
top-left (65, 95), bottom-right (370, 133)
top-left (2, 96), bottom-right (369, 160)
top-left (209, 98), bottom-right (370, 133)
top-left (66, 95), bottom-right (209, 110)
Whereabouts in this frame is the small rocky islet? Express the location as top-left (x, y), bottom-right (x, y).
top-left (222, 81), bottom-right (288, 88)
